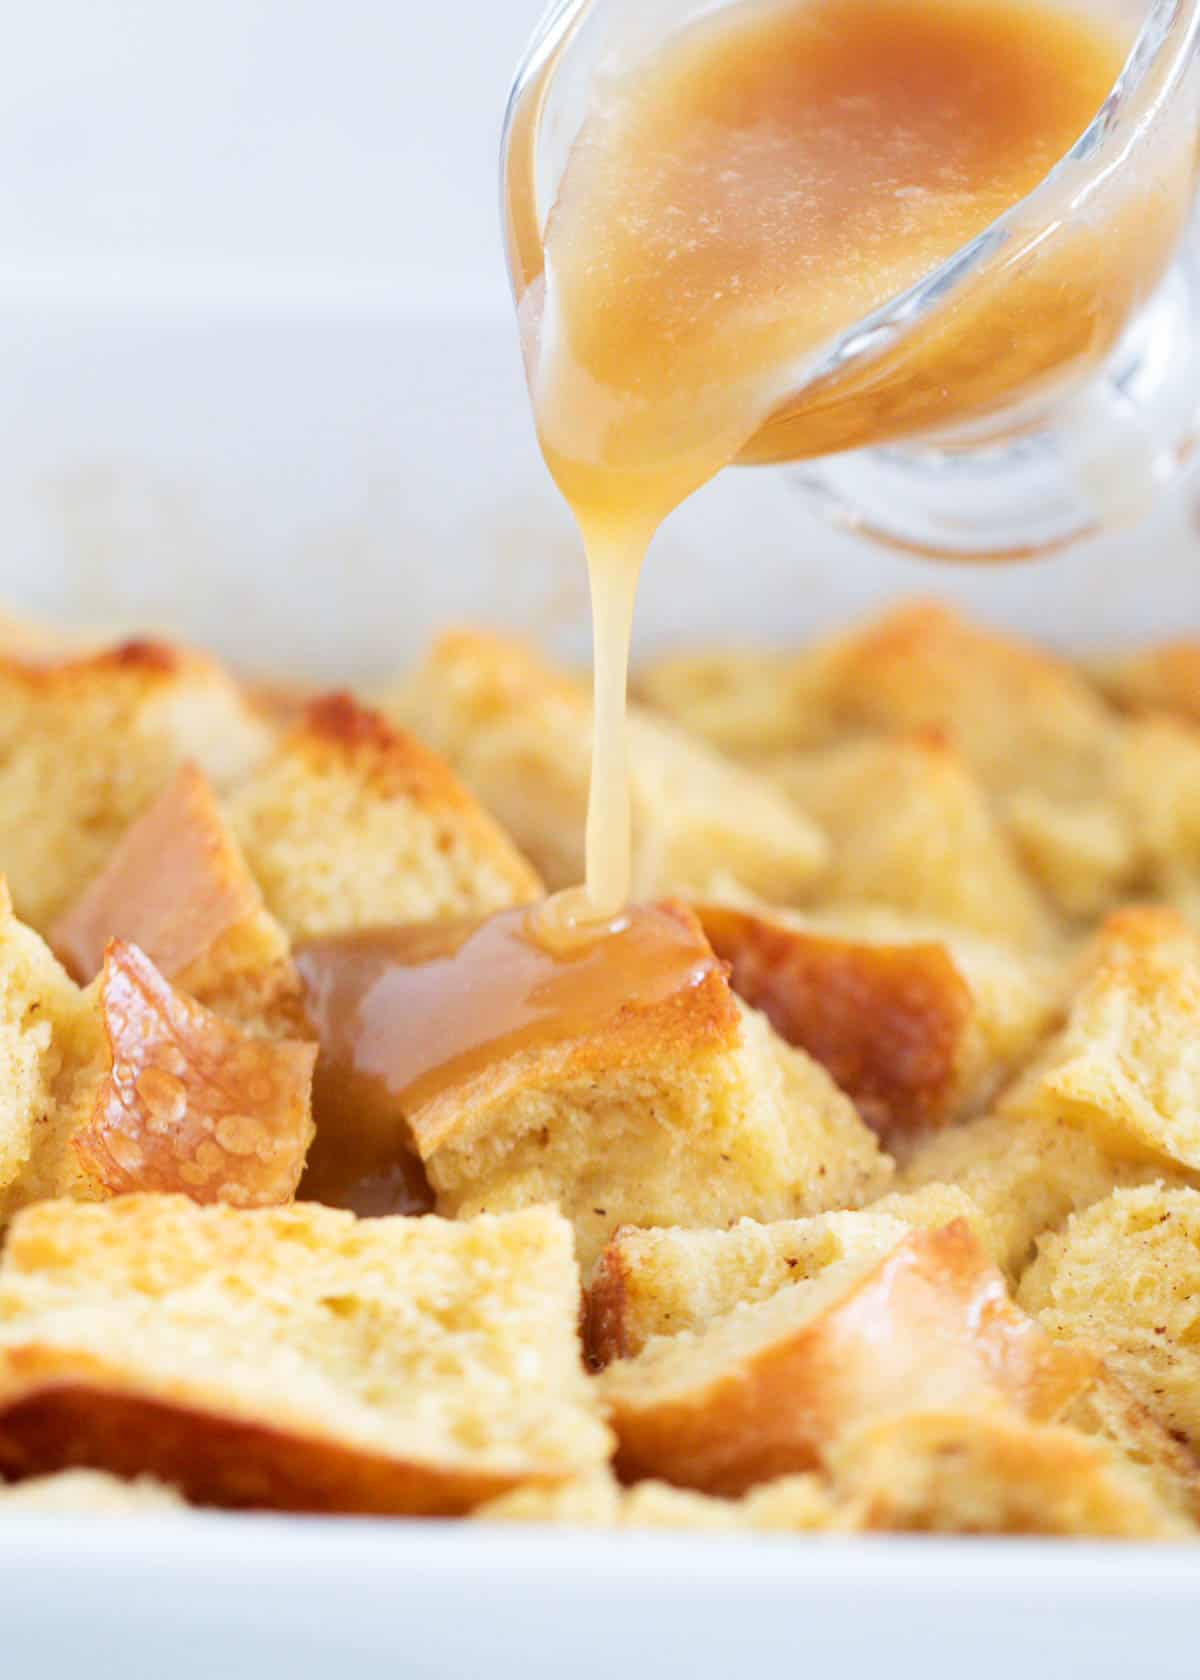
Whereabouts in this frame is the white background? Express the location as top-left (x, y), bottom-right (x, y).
top-left (0, 0), bottom-right (1194, 677)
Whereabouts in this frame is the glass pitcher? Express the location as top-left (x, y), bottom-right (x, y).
top-left (503, 0), bottom-right (1200, 559)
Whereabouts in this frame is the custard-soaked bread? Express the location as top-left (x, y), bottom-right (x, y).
top-left (1020, 1186), bottom-right (1200, 1458)
top-left (896, 1109), bottom-right (1182, 1282)
top-left (1063, 1366), bottom-right (1200, 1524)
top-left (641, 603), bottom-right (1134, 918)
top-left (585, 1200), bottom-right (991, 1366)
top-left (599, 1222), bottom-right (1095, 1495)
top-left (51, 765), bottom-right (306, 1038)
top-left (634, 646), bottom-right (840, 761)
top-left (0, 640), bottom-right (271, 930)
top-left (639, 602), bottom-right (1117, 794)
top-left (772, 734), bottom-right (1054, 946)
top-left (698, 902), bottom-right (1058, 1137)
top-left (1000, 907), bottom-right (1200, 1171)
top-left (0, 1469), bottom-right (185, 1513)
top-left (587, 1211), bottom-right (912, 1366)
top-left (829, 1409), bottom-right (1190, 1539)
top-left (806, 601), bottom-right (1119, 805)
top-left (1090, 640), bottom-right (1200, 727)
top-left (477, 1467), bottom-right (842, 1532)
top-left (0, 885), bottom-right (102, 1211)
top-left (1114, 716), bottom-right (1200, 919)
top-left (412, 944), bottom-right (891, 1273)
top-left (228, 692), bottom-right (542, 941)
top-left (385, 629), bottom-right (826, 902)
top-left (0, 1198), bottom-right (610, 1513)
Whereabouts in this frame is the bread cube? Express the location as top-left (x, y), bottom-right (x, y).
top-left (698, 901), bottom-right (1058, 1136)
top-left (0, 1198), bottom-right (609, 1513)
top-left (385, 629), bottom-right (826, 903)
top-left (1001, 907), bottom-right (1200, 1171)
top-left (228, 692), bottom-right (542, 941)
top-left (1020, 1185), bottom-right (1200, 1457)
top-left (599, 1222), bottom-right (1094, 1495)
top-left (774, 733), bottom-right (1054, 945)
top-left (411, 918), bottom-right (891, 1273)
top-left (829, 1409), bottom-right (1189, 1538)
top-left (51, 764), bottom-right (305, 1039)
top-left (0, 640), bottom-right (271, 930)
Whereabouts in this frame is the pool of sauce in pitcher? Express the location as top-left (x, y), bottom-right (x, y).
top-left (511, 0), bottom-right (1167, 929)
top-left (296, 903), bottom-right (720, 1216)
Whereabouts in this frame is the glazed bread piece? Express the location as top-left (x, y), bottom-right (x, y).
top-left (1020, 1185), bottom-right (1200, 1458)
top-left (829, 1410), bottom-right (1191, 1539)
top-left (599, 1222), bottom-right (1095, 1495)
top-left (50, 764), bottom-right (306, 1039)
top-left (773, 732), bottom-right (1054, 946)
top-left (999, 907), bottom-right (1200, 1171)
top-left (585, 1198), bottom-right (991, 1366)
top-left (411, 933), bottom-right (891, 1272)
top-left (0, 639), bottom-right (272, 931)
top-left (227, 692), bottom-right (542, 942)
top-left (0, 1469), bottom-right (184, 1513)
top-left (697, 901), bottom-right (1059, 1137)
top-left (0, 1198), bottom-right (610, 1513)
top-left (383, 628), bottom-right (827, 903)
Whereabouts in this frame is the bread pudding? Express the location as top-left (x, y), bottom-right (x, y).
top-left (0, 598), bottom-right (1199, 1541)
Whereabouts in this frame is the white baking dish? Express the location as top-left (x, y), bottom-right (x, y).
top-left (1, 1512), bottom-right (1198, 1678)
top-left (0, 1), bottom-right (1198, 1667)
top-left (0, 293), bottom-right (1195, 1680)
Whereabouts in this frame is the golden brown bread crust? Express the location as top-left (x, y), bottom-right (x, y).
top-left (73, 941), bottom-right (316, 1207)
top-left (602, 1222), bottom-right (1095, 1496)
top-left (699, 903), bottom-right (972, 1136)
top-left (0, 1346), bottom-right (529, 1516)
top-left (0, 634), bottom-right (272, 931)
top-left (293, 694), bottom-right (546, 880)
top-left (229, 690), bottom-right (543, 940)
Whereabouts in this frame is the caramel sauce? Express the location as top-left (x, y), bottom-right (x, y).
top-left (296, 903), bottom-right (720, 1215)
top-left (506, 0), bottom-right (1181, 926)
